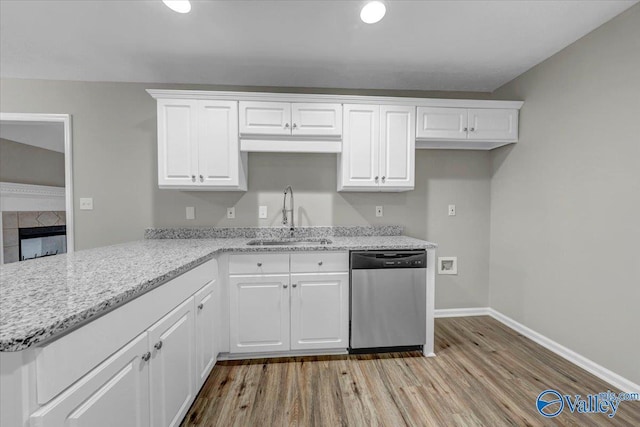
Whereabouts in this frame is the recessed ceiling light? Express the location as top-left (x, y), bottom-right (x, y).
top-left (163, 0), bottom-right (191, 14)
top-left (360, 1), bottom-right (386, 24)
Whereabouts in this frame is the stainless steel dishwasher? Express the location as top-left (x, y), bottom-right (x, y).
top-left (350, 250), bottom-right (427, 352)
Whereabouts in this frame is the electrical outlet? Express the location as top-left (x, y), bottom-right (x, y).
top-left (448, 204), bottom-right (456, 216)
top-left (79, 198), bottom-right (93, 210)
top-left (227, 207), bottom-right (235, 219)
top-left (259, 205), bottom-right (268, 219)
top-left (186, 206), bottom-right (195, 220)
top-left (376, 206), bottom-right (383, 217)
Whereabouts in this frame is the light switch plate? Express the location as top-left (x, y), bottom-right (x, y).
top-left (259, 205), bottom-right (268, 219)
top-left (186, 206), bottom-right (195, 220)
top-left (79, 198), bottom-right (93, 210)
top-left (376, 206), bottom-right (383, 217)
top-left (448, 204), bottom-right (456, 216)
top-left (227, 207), bottom-right (235, 219)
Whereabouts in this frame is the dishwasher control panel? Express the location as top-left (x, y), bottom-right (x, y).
top-left (351, 250), bottom-right (426, 269)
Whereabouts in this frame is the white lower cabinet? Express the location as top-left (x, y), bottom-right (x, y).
top-left (148, 298), bottom-right (196, 427)
top-left (290, 273), bottom-right (349, 350)
top-left (229, 274), bottom-right (290, 353)
top-left (228, 252), bottom-right (349, 355)
top-left (30, 278), bottom-right (217, 427)
top-left (194, 281), bottom-right (217, 390)
top-left (30, 333), bottom-right (150, 427)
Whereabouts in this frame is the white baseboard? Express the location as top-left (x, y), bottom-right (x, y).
top-left (435, 307), bottom-right (639, 393)
top-left (434, 307), bottom-right (490, 318)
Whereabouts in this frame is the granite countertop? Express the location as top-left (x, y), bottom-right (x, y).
top-left (0, 228), bottom-right (436, 352)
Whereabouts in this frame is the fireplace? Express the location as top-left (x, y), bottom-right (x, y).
top-left (19, 225), bottom-right (67, 261)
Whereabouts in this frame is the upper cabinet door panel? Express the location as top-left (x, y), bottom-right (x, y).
top-left (416, 107), bottom-right (468, 140)
top-left (158, 99), bottom-right (198, 186)
top-left (340, 104), bottom-right (380, 189)
top-left (467, 109), bottom-right (518, 141)
top-left (291, 103), bottom-right (342, 136)
top-left (380, 106), bottom-right (415, 189)
top-left (198, 100), bottom-right (239, 187)
top-left (239, 101), bottom-right (291, 136)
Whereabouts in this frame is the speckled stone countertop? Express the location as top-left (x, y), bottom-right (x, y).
top-left (0, 228), bottom-right (436, 352)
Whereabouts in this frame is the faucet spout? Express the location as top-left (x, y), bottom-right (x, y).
top-left (282, 185), bottom-right (294, 237)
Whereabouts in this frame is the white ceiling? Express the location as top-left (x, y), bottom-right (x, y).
top-left (0, 0), bottom-right (636, 92)
top-left (0, 122), bottom-right (66, 153)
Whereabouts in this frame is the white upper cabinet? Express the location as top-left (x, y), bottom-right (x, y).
top-left (157, 99), bottom-right (198, 188)
top-left (198, 101), bottom-right (244, 188)
top-left (416, 106), bottom-right (519, 150)
top-left (239, 101), bottom-right (291, 136)
top-left (380, 106), bottom-right (415, 190)
top-left (339, 104), bottom-right (380, 190)
top-left (157, 99), bottom-right (247, 191)
top-left (339, 104), bottom-right (415, 192)
top-left (467, 108), bottom-right (518, 141)
top-left (240, 101), bottom-right (342, 137)
top-left (291, 103), bottom-right (342, 136)
top-left (416, 107), bottom-right (468, 140)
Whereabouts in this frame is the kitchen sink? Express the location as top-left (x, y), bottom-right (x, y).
top-left (246, 238), bottom-right (332, 246)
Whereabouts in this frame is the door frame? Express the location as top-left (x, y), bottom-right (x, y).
top-left (0, 112), bottom-right (74, 262)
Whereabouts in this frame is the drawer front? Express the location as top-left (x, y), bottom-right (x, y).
top-left (229, 253), bottom-right (290, 275)
top-left (290, 252), bottom-right (348, 273)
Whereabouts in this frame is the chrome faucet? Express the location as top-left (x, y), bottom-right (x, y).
top-left (282, 185), bottom-right (294, 237)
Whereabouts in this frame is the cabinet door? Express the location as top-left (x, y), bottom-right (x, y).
top-left (157, 99), bottom-right (198, 187)
top-left (339, 104), bottom-right (380, 190)
top-left (467, 109), bottom-right (518, 141)
top-left (197, 100), bottom-right (243, 188)
top-left (380, 105), bottom-right (415, 190)
top-left (290, 273), bottom-right (349, 351)
top-left (291, 103), bottom-right (342, 136)
top-left (30, 333), bottom-right (150, 427)
top-left (239, 101), bottom-right (292, 135)
top-left (148, 298), bottom-right (195, 427)
top-left (229, 275), bottom-right (290, 353)
top-left (194, 281), bottom-right (216, 391)
top-left (416, 107), bottom-right (468, 140)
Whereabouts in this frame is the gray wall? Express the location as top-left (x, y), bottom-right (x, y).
top-left (490, 5), bottom-right (640, 384)
top-left (0, 138), bottom-right (65, 186)
top-left (0, 79), bottom-right (491, 309)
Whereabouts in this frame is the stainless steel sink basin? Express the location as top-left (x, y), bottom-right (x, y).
top-left (246, 238), bottom-right (332, 246)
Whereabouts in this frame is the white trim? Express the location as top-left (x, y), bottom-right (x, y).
top-left (434, 307), bottom-right (639, 393)
top-left (147, 89), bottom-right (524, 110)
top-left (487, 308), bottom-right (640, 394)
top-left (0, 182), bottom-right (66, 211)
top-left (240, 139), bottom-right (341, 153)
top-left (0, 113), bottom-right (74, 255)
top-left (434, 307), bottom-right (490, 318)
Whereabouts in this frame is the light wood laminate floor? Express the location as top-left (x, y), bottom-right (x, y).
top-left (182, 316), bottom-right (640, 426)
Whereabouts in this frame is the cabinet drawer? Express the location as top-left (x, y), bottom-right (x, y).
top-left (229, 253), bottom-right (290, 274)
top-left (290, 252), bottom-right (348, 273)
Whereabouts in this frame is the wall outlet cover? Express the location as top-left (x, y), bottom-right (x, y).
top-left (79, 198), bottom-right (93, 210)
top-left (186, 206), bottom-right (195, 220)
top-left (448, 204), bottom-right (456, 216)
top-left (227, 207), bottom-right (235, 219)
top-left (438, 257), bottom-right (458, 275)
top-left (375, 206), bottom-right (383, 217)
top-left (259, 205), bottom-right (268, 219)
